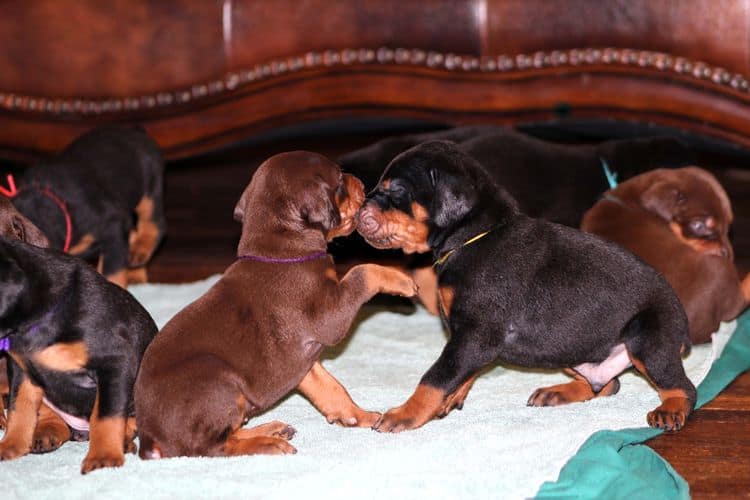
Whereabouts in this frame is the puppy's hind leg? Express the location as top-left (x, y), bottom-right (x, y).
top-left (623, 306), bottom-right (696, 432)
top-left (527, 371), bottom-right (621, 407)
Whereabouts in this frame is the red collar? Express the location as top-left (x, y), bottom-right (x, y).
top-left (0, 174), bottom-right (72, 253)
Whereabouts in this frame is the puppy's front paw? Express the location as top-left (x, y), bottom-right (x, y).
top-left (326, 408), bottom-right (381, 428)
top-left (81, 449), bottom-right (125, 474)
top-left (382, 269), bottom-right (419, 298)
top-left (372, 407), bottom-right (422, 433)
top-left (0, 439), bottom-right (31, 461)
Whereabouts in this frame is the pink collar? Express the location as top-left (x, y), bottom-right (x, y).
top-left (0, 174), bottom-right (72, 253)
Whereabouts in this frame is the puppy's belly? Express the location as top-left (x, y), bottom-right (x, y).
top-left (573, 343), bottom-right (630, 391)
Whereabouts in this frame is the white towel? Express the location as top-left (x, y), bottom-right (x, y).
top-left (0, 275), bottom-right (733, 500)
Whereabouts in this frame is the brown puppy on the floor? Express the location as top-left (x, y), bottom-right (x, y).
top-left (0, 197), bottom-right (50, 432)
top-left (135, 152), bottom-right (417, 458)
top-left (581, 167), bottom-right (749, 344)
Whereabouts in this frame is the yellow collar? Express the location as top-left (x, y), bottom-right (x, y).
top-left (434, 230), bottom-right (492, 267)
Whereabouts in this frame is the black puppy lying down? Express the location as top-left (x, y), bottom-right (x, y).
top-left (0, 237), bottom-right (157, 473)
top-left (357, 141), bottom-right (696, 433)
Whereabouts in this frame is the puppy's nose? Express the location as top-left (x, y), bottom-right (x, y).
top-left (357, 204), bottom-right (380, 234)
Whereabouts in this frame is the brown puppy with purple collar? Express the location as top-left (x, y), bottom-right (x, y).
top-left (581, 167), bottom-right (749, 344)
top-left (135, 151), bottom-right (417, 458)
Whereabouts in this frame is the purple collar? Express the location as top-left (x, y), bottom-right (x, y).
top-left (0, 337), bottom-right (9, 351)
top-left (237, 251), bottom-right (327, 264)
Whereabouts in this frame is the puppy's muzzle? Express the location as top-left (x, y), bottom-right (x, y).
top-left (357, 203), bottom-right (381, 236)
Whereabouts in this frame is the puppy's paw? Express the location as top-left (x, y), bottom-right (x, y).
top-left (264, 421), bottom-right (297, 440)
top-left (80, 450), bottom-right (125, 474)
top-left (326, 408), bottom-right (381, 428)
top-left (373, 407), bottom-right (425, 433)
top-left (244, 437), bottom-right (297, 456)
top-left (31, 423), bottom-right (70, 454)
top-left (647, 398), bottom-right (691, 432)
top-left (0, 413), bottom-right (6, 431)
top-left (382, 269), bottom-right (419, 298)
top-left (527, 387), bottom-right (576, 407)
top-left (0, 440), bottom-right (31, 461)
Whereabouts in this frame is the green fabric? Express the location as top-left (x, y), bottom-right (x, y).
top-left (536, 309), bottom-right (750, 500)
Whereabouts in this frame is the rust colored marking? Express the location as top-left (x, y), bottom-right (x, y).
top-left (439, 374), bottom-right (477, 417)
top-left (327, 174), bottom-right (365, 240)
top-left (669, 221), bottom-right (726, 257)
top-left (68, 233), bottom-right (96, 256)
top-left (106, 269), bottom-right (128, 289)
top-left (648, 388), bottom-right (692, 431)
top-left (31, 402), bottom-right (71, 454)
top-left (126, 267), bottom-right (148, 284)
top-left (741, 272), bottom-right (750, 302)
top-left (297, 361), bottom-right (380, 427)
top-left (438, 285), bottom-right (455, 318)
top-left (124, 417), bottom-right (137, 454)
top-left (33, 341), bottom-right (89, 372)
top-left (81, 391), bottom-right (126, 474)
top-left (232, 421), bottom-right (296, 441)
top-left (362, 202), bottom-right (430, 254)
top-left (222, 434), bottom-right (297, 456)
top-left (658, 388), bottom-right (690, 404)
top-left (375, 384), bottom-right (446, 433)
top-left (129, 196), bottom-right (160, 266)
top-left (528, 372), bottom-right (619, 406)
top-left (0, 378), bottom-right (43, 460)
top-left (324, 266), bottom-right (338, 282)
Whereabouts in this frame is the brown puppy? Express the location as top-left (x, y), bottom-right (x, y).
top-left (0, 197), bottom-right (49, 432)
top-left (135, 152), bottom-right (417, 458)
top-left (581, 167), bottom-right (749, 344)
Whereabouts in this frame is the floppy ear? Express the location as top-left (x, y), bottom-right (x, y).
top-left (430, 170), bottom-right (478, 229)
top-left (298, 177), bottom-right (340, 232)
top-left (12, 215), bottom-right (49, 248)
top-left (0, 251), bottom-right (27, 320)
top-left (640, 181), bottom-right (679, 222)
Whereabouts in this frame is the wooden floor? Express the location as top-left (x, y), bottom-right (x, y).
top-left (147, 128), bottom-right (750, 499)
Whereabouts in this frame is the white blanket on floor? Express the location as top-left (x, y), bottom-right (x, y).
top-left (0, 276), bottom-right (735, 499)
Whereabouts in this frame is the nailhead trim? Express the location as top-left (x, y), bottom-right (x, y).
top-left (1, 47), bottom-right (748, 115)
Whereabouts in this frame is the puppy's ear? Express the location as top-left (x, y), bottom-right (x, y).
top-left (641, 181), bottom-right (681, 222)
top-left (299, 176), bottom-right (341, 232)
top-left (12, 216), bottom-right (49, 248)
top-left (430, 170), bottom-right (478, 228)
top-left (0, 250), bottom-right (27, 319)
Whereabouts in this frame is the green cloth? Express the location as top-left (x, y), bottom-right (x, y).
top-left (536, 309), bottom-right (750, 500)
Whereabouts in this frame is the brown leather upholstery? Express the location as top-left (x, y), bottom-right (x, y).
top-left (2, 0), bottom-right (750, 159)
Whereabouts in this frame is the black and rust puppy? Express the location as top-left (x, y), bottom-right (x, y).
top-left (0, 236), bottom-right (158, 473)
top-left (135, 152), bottom-right (416, 459)
top-left (0, 197), bottom-right (49, 431)
top-left (358, 140), bottom-right (697, 433)
top-left (7, 126), bottom-right (166, 287)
